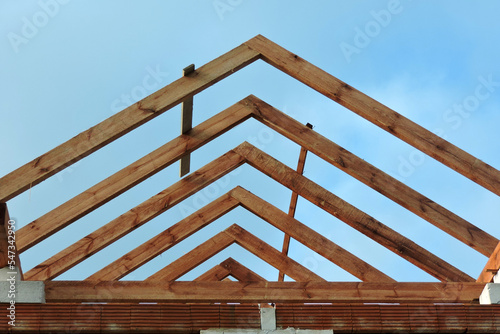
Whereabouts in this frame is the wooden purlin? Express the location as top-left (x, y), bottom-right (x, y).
top-left (147, 224), bottom-right (325, 282)
top-left (44, 281), bottom-right (486, 303)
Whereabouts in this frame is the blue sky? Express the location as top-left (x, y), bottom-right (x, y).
top-left (1, 1), bottom-right (500, 283)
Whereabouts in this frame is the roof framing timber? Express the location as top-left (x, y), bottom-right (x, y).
top-left (2, 35), bottom-right (499, 204)
top-left (16, 96), bottom-right (498, 258)
top-left (44, 281), bottom-right (485, 303)
top-left (194, 257), bottom-right (265, 282)
top-left (147, 224), bottom-right (325, 282)
top-left (1, 35), bottom-right (498, 306)
top-left (25, 142), bottom-right (469, 282)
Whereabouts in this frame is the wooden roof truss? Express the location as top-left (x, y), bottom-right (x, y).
top-left (1, 35), bottom-right (500, 304)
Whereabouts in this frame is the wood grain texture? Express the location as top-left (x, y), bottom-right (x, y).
top-left (219, 257), bottom-right (265, 282)
top-left (235, 142), bottom-right (474, 283)
top-left (44, 281), bottom-right (486, 303)
top-left (245, 34), bottom-right (500, 196)
top-left (24, 151), bottom-right (245, 281)
top-left (86, 193), bottom-right (239, 281)
top-left (244, 95), bottom-right (498, 256)
top-left (231, 187), bottom-right (394, 283)
top-left (146, 231), bottom-right (235, 281)
top-left (0, 43), bottom-right (259, 203)
top-left (17, 100), bottom-right (253, 253)
top-left (279, 141), bottom-right (309, 281)
top-left (148, 224), bottom-right (323, 282)
top-left (477, 241), bottom-right (500, 283)
top-left (225, 224), bottom-right (325, 282)
top-left (194, 264), bottom-right (231, 281)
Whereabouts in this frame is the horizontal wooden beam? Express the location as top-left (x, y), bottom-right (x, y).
top-left (231, 187), bottom-right (394, 283)
top-left (245, 95), bottom-right (498, 257)
top-left (245, 34), bottom-right (500, 197)
top-left (0, 44), bottom-right (260, 203)
top-left (44, 281), bottom-right (486, 303)
top-left (24, 151), bottom-right (245, 281)
top-left (17, 100), bottom-right (253, 253)
top-left (477, 241), bottom-right (500, 283)
top-left (235, 142), bottom-right (474, 283)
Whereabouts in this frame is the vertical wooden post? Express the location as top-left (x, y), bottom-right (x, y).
top-left (0, 203), bottom-right (23, 280)
top-left (278, 123), bottom-right (312, 281)
top-left (179, 64), bottom-right (195, 177)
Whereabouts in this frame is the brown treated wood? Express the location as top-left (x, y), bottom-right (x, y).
top-left (234, 142), bottom-right (474, 283)
top-left (0, 43), bottom-right (260, 203)
top-left (0, 203), bottom-right (23, 279)
top-left (24, 151), bottom-right (245, 281)
top-left (232, 187), bottom-right (394, 283)
top-left (146, 231), bottom-right (235, 281)
top-left (244, 95), bottom-right (498, 257)
top-left (17, 100), bottom-right (253, 253)
top-left (44, 281), bottom-right (486, 303)
top-left (194, 264), bottom-right (231, 281)
top-left (279, 131), bottom-right (310, 282)
top-left (478, 241), bottom-right (500, 283)
top-left (87, 193), bottom-right (239, 281)
top-left (225, 224), bottom-right (325, 282)
top-left (219, 257), bottom-right (266, 282)
top-left (149, 224), bottom-right (323, 282)
top-left (245, 34), bottom-right (500, 197)
top-left (179, 64), bottom-right (195, 177)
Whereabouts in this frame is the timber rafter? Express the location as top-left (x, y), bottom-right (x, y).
top-left (1, 35), bottom-right (498, 305)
